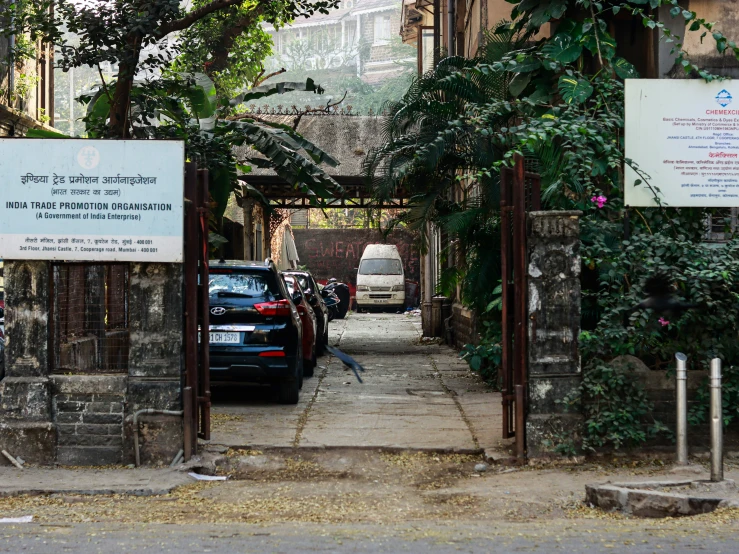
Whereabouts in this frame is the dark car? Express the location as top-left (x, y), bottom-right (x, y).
top-left (283, 274), bottom-right (318, 377)
top-left (284, 270), bottom-right (329, 355)
top-left (208, 260), bottom-right (303, 404)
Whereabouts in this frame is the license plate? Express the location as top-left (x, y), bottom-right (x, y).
top-left (209, 332), bottom-right (240, 344)
top-left (374, 299), bottom-right (388, 303)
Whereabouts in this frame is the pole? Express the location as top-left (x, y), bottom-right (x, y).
top-left (710, 358), bottom-right (723, 482)
top-left (675, 352), bottom-right (688, 465)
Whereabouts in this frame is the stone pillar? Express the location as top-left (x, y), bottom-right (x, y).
top-left (526, 211), bottom-right (583, 457)
top-left (125, 263), bottom-right (184, 465)
top-left (0, 261), bottom-right (56, 464)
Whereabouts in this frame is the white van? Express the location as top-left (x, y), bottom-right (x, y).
top-left (355, 244), bottom-right (405, 310)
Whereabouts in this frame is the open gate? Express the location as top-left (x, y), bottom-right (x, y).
top-left (183, 162), bottom-right (211, 460)
top-left (500, 154), bottom-right (541, 460)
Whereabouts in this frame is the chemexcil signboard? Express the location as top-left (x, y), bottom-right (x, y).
top-left (625, 79), bottom-right (739, 208)
top-left (0, 139), bottom-right (184, 262)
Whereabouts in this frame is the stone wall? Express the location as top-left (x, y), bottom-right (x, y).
top-left (0, 261), bottom-right (184, 466)
top-left (525, 211), bottom-right (583, 457)
top-left (450, 302), bottom-right (478, 348)
top-left (292, 229), bottom-right (420, 287)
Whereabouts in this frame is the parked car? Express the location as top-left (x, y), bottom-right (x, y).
top-left (356, 244), bottom-right (406, 311)
top-left (208, 259), bottom-right (303, 404)
top-left (284, 270), bottom-right (329, 355)
top-left (282, 274), bottom-right (318, 377)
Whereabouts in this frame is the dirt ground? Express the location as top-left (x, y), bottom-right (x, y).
top-left (2, 449), bottom-right (739, 528)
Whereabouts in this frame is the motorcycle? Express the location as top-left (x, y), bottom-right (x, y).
top-left (320, 288), bottom-right (341, 322)
top-left (322, 278), bottom-right (350, 319)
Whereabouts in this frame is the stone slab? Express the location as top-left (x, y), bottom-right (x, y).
top-left (0, 466), bottom-right (191, 497)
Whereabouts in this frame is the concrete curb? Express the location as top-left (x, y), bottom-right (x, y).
top-left (585, 479), bottom-right (739, 518)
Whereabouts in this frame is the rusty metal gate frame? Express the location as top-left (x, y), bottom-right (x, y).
top-left (183, 162), bottom-right (211, 460)
top-left (500, 154), bottom-right (541, 460)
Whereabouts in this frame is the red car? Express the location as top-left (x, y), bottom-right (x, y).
top-left (283, 274), bottom-right (318, 377)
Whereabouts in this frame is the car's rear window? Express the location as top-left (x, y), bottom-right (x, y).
top-left (358, 259), bottom-right (403, 275)
top-left (293, 275), bottom-right (310, 291)
top-left (284, 276), bottom-right (298, 295)
top-left (209, 270), bottom-right (280, 298)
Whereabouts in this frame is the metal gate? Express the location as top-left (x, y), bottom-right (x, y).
top-left (183, 162), bottom-right (211, 460)
top-left (500, 154), bottom-right (540, 460)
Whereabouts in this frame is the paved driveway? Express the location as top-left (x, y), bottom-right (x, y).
top-left (208, 312), bottom-right (505, 455)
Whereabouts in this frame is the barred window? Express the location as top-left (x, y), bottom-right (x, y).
top-left (706, 208), bottom-right (738, 242)
top-left (51, 264), bottom-right (129, 373)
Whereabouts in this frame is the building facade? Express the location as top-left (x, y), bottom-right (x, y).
top-left (266, 0), bottom-right (407, 85)
top-left (0, 28), bottom-right (55, 136)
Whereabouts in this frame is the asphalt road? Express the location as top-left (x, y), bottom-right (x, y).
top-left (1, 521), bottom-right (739, 553)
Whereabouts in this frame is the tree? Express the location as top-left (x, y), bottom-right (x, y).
top-left (3, 0), bottom-right (339, 137)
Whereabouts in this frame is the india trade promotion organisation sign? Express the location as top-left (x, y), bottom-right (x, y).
top-left (625, 79), bottom-right (739, 207)
top-left (0, 139), bottom-right (184, 262)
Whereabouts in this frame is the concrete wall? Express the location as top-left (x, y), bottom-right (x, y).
top-left (0, 261), bottom-right (184, 466)
top-left (292, 228), bottom-right (420, 288)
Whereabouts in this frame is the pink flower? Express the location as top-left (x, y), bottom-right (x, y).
top-left (659, 317), bottom-right (670, 327)
top-left (590, 195), bottom-right (607, 209)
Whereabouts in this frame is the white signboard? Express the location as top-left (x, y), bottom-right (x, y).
top-left (0, 139), bottom-right (184, 262)
top-left (625, 79), bottom-right (739, 207)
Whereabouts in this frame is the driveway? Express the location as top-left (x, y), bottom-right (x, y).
top-left (208, 312), bottom-right (505, 455)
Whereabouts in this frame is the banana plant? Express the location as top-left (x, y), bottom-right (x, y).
top-left (71, 73), bottom-right (342, 221)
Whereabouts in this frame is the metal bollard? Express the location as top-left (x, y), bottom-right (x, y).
top-left (710, 358), bottom-right (723, 482)
top-left (675, 353), bottom-right (688, 465)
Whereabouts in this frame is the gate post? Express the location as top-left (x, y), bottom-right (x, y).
top-left (526, 211), bottom-right (583, 457)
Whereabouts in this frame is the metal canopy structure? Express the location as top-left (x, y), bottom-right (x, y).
top-left (238, 175), bottom-right (411, 209)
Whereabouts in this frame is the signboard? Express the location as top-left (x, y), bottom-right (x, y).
top-left (0, 139), bottom-right (184, 262)
top-left (625, 79), bottom-right (739, 207)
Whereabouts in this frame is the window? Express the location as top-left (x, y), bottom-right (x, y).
top-left (419, 27), bottom-right (435, 74)
top-left (359, 259), bottom-right (403, 275)
top-left (51, 264), bottom-right (129, 373)
top-left (373, 14), bottom-right (391, 45)
top-left (209, 270), bottom-right (280, 299)
top-left (706, 208), bottom-right (738, 242)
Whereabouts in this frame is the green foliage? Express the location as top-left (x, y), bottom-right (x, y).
top-left (561, 360), bottom-right (670, 451)
top-left (690, 364), bottom-right (739, 427)
top-left (582, 233), bottom-right (739, 368)
top-left (460, 320), bottom-right (502, 388)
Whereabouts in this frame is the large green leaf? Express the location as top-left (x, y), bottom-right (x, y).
top-left (541, 34), bottom-right (583, 64)
top-left (509, 73), bottom-right (531, 97)
top-left (236, 117), bottom-right (339, 167)
top-left (222, 120), bottom-right (343, 202)
top-left (229, 78), bottom-right (320, 107)
top-left (178, 73), bottom-right (217, 118)
top-left (612, 57), bottom-right (640, 80)
top-left (209, 166), bottom-right (235, 220)
top-left (558, 75), bottom-right (594, 104)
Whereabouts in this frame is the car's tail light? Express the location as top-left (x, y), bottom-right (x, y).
top-left (259, 351), bottom-right (286, 357)
top-left (254, 299), bottom-right (291, 316)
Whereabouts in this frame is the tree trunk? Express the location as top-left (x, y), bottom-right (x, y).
top-left (108, 34), bottom-right (142, 138)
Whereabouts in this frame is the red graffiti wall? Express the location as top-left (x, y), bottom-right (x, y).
top-left (292, 229), bottom-right (420, 290)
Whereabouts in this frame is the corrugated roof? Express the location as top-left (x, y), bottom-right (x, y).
top-left (233, 115), bottom-right (386, 179)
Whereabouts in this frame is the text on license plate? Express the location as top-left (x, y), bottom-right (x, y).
top-left (210, 332), bottom-right (240, 344)
top-left (374, 299), bottom-right (388, 303)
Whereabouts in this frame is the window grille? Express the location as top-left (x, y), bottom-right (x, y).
top-left (51, 263), bottom-right (129, 373)
top-left (705, 208), bottom-right (738, 242)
